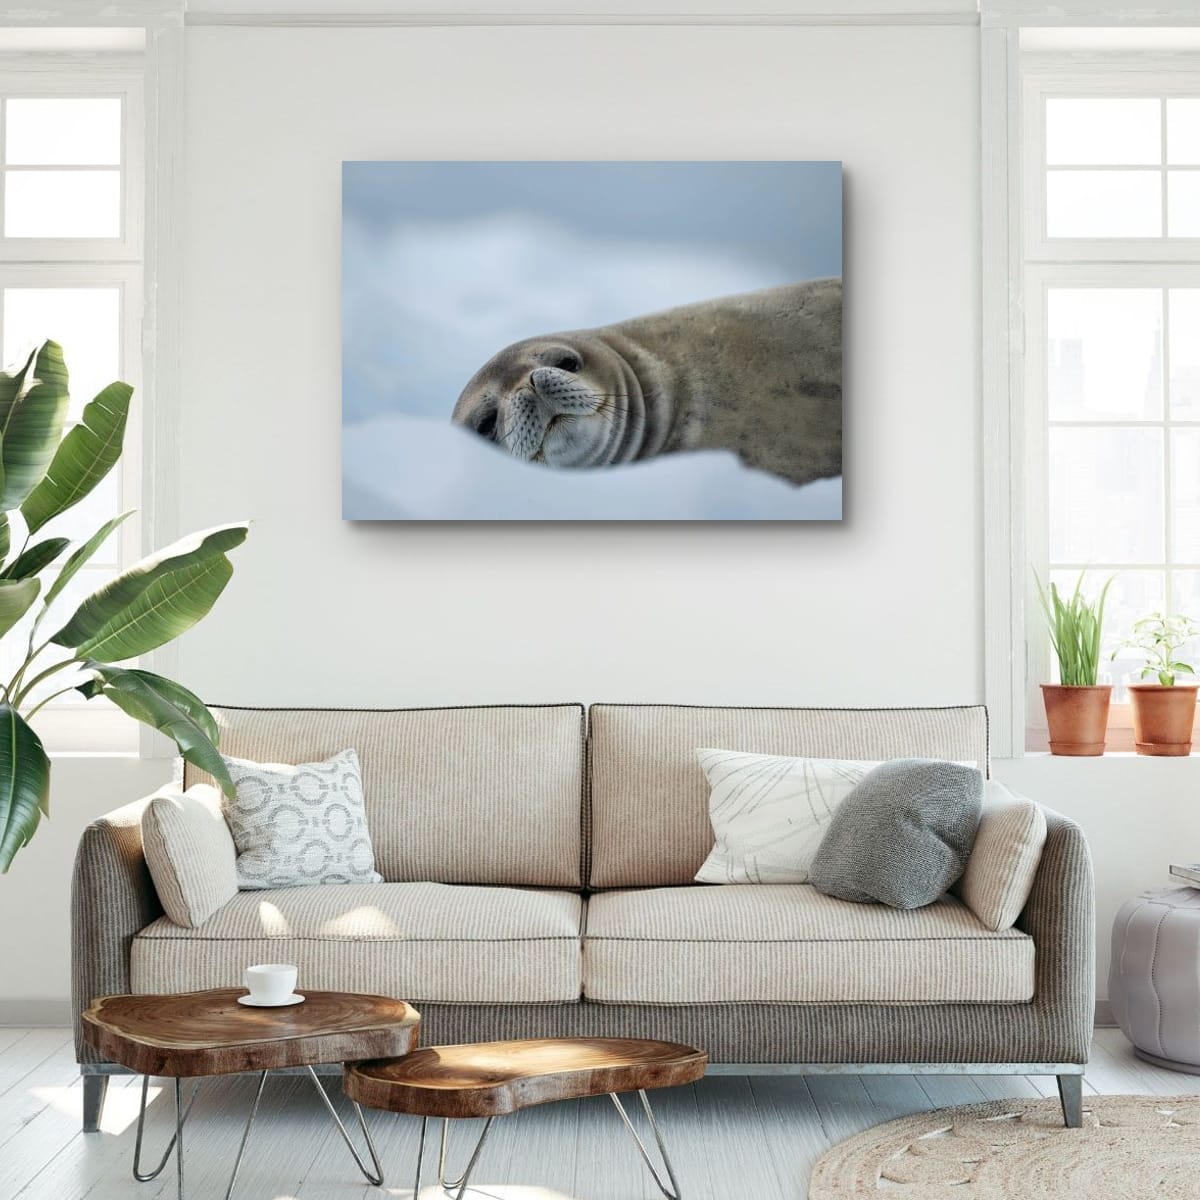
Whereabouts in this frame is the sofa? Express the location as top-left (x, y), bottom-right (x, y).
top-left (71, 703), bottom-right (1094, 1131)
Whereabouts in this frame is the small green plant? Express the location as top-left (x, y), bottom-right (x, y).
top-left (1113, 611), bottom-right (1200, 687)
top-left (1034, 571), bottom-right (1113, 687)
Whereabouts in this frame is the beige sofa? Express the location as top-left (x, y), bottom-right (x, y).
top-left (72, 703), bottom-right (1094, 1131)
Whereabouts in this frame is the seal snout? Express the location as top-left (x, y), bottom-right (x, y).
top-left (529, 366), bottom-right (603, 416)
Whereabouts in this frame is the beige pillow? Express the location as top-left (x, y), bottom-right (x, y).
top-left (957, 781), bottom-right (1047, 931)
top-left (142, 785), bottom-right (238, 927)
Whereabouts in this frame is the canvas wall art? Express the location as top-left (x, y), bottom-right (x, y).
top-left (342, 161), bottom-right (842, 521)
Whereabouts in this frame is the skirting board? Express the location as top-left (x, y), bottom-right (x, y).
top-left (0, 999), bottom-right (72, 1026)
top-left (1, 999), bottom-right (1120, 1029)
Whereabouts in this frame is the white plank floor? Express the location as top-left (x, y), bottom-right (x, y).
top-left (0, 1026), bottom-right (1197, 1200)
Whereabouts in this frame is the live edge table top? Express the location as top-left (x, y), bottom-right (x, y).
top-left (82, 988), bottom-right (421, 1078)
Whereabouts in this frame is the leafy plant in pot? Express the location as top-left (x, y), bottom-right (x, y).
top-left (1035, 571), bottom-right (1114, 756)
top-left (1114, 612), bottom-right (1200, 757)
top-left (0, 340), bottom-right (248, 872)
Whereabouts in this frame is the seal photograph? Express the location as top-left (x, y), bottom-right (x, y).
top-left (343, 160), bottom-right (843, 520)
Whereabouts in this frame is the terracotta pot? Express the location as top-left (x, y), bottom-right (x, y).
top-left (1128, 683), bottom-right (1199, 757)
top-left (1040, 684), bottom-right (1112, 756)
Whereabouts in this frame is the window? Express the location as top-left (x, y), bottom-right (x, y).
top-left (1022, 68), bottom-right (1200, 751)
top-left (0, 64), bottom-right (144, 752)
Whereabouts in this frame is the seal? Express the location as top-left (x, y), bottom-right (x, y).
top-left (451, 278), bottom-right (841, 486)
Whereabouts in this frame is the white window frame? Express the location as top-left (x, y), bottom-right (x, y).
top-left (1023, 68), bottom-right (1200, 264)
top-left (981, 8), bottom-right (1200, 755)
top-left (1022, 262), bottom-right (1200, 747)
top-left (0, 56), bottom-right (146, 753)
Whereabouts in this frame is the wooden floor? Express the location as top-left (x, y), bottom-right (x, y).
top-left (1, 1027), bottom-right (1198, 1199)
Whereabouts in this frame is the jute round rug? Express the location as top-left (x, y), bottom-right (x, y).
top-left (810, 1095), bottom-right (1200, 1199)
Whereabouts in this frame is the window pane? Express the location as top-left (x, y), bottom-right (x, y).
top-left (3, 287), bottom-right (121, 419)
top-left (1167, 99), bottom-right (1200, 166)
top-left (1047, 288), bottom-right (1162, 420)
top-left (1173, 428), bottom-right (1200, 564)
top-left (1046, 170), bottom-right (1162, 238)
top-left (5, 99), bottom-right (121, 166)
top-left (1049, 427), bottom-right (1164, 563)
top-left (1173, 572), bottom-right (1200, 680)
top-left (1167, 171), bottom-right (1200, 237)
top-left (4, 170), bottom-right (120, 238)
top-left (1170, 290), bottom-right (1200, 420)
top-left (1051, 568), bottom-right (1164, 697)
top-left (1046, 98), bottom-right (1161, 165)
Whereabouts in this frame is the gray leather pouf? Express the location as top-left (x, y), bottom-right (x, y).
top-left (1110, 886), bottom-right (1200, 1074)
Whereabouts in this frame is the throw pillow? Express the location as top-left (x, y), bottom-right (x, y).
top-left (810, 758), bottom-right (984, 909)
top-left (956, 780), bottom-right (1047, 931)
top-left (141, 785), bottom-right (238, 927)
top-left (694, 749), bottom-right (880, 884)
top-left (222, 748), bottom-right (382, 889)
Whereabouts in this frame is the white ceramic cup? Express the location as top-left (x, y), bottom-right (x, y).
top-left (243, 963), bottom-right (298, 1005)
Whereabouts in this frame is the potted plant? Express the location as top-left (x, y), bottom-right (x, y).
top-left (1114, 612), bottom-right (1200, 757)
top-left (0, 340), bottom-right (248, 872)
top-left (1035, 572), bottom-right (1113, 756)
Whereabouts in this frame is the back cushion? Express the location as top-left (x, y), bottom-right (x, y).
top-left (587, 705), bottom-right (988, 888)
top-left (185, 705), bottom-right (585, 887)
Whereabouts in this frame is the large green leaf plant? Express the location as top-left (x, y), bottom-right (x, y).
top-left (0, 341), bottom-right (247, 871)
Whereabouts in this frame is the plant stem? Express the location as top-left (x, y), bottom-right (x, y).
top-left (12, 657), bottom-right (78, 710)
top-left (23, 684), bottom-right (81, 720)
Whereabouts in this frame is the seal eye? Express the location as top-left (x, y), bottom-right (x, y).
top-left (475, 409), bottom-right (498, 440)
top-left (553, 352), bottom-right (582, 373)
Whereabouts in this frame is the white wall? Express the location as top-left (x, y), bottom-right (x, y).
top-left (4, 18), bottom-right (1198, 1020)
top-left (175, 24), bottom-right (983, 708)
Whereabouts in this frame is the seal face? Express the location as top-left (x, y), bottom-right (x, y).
top-left (452, 279), bottom-right (842, 487)
top-left (452, 336), bottom-right (646, 469)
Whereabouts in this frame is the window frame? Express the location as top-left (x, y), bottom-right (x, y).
top-left (0, 57), bottom-right (143, 264)
top-left (1004, 53), bottom-right (1200, 755)
top-left (1023, 262), bottom-right (1200, 751)
top-left (1023, 68), bottom-right (1200, 263)
top-left (0, 54), bottom-right (146, 753)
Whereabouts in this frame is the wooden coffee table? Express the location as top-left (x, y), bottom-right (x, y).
top-left (83, 988), bottom-right (419, 1200)
top-left (345, 1037), bottom-right (708, 1200)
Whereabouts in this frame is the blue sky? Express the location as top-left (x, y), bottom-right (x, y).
top-left (342, 160), bottom-right (842, 424)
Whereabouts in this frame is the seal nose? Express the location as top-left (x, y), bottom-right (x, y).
top-left (529, 367), bottom-right (602, 416)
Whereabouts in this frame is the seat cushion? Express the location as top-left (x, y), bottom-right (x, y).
top-left (131, 882), bottom-right (583, 1003)
top-left (583, 885), bottom-right (1033, 1004)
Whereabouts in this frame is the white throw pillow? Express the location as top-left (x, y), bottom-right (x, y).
top-left (142, 785), bottom-right (238, 927)
top-left (694, 749), bottom-right (880, 884)
top-left (956, 780), bottom-right (1048, 931)
top-left (223, 747), bottom-right (383, 889)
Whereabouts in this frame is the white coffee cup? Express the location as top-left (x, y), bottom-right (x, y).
top-left (243, 963), bottom-right (298, 1005)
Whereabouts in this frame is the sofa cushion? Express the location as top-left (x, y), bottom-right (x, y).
top-left (582, 884), bottom-right (1033, 1004)
top-left (131, 882), bottom-right (583, 1003)
top-left (184, 705), bottom-right (585, 887)
top-left (587, 705), bottom-right (989, 888)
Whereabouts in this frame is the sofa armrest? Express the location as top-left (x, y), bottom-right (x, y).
top-left (1016, 805), bottom-right (1095, 1064)
top-left (71, 794), bottom-right (164, 1063)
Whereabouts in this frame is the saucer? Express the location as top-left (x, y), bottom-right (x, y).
top-left (237, 993), bottom-right (305, 1008)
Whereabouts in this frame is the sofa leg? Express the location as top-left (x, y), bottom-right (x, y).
top-left (83, 1073), bottom-right (108, 1133)
top-left (1056, 1073), bottom-right (1083, 1129)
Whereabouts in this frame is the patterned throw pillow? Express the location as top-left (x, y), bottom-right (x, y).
top-left (694, 749), bottom-right (881, 884)
top-left (222, 748), bottom-right (382, 889)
